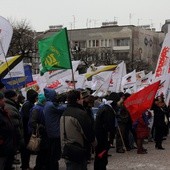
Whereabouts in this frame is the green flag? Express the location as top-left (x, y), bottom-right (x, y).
top-left (38, 27), bottom-right (72, 75)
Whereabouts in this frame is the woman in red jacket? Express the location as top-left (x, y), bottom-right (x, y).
top-left (133, 110), bottom-right (152, 154)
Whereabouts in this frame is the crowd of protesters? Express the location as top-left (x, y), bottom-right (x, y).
top-left (0, 81), bottom-right (169, 170)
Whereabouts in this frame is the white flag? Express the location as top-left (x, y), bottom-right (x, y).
top-left (154, 33), bottom-right (170, 78)
top-left (4, 57), bottom-right (24, 78)
top-left (109, 61), bottom-right (126, 92)
top-left (92, 71), bottom-right (113, 97)
top-left (137, 71), bottom-right (152, 91)
top-left (121, 70), bottom-right (137, 94)
top-left (44, 60), bottom-right (80, 84)
top-left (0, 16), bottom-right (13, 63)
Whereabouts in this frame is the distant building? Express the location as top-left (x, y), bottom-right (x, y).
top-left (31, 22), bottom-right (165, 74)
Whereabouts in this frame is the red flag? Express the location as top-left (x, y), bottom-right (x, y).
top-left (124, 81), bottom-right (160, 123)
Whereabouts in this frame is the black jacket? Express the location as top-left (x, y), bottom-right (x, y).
top-left (95, 104), bottom-right (116, 150)
top-left (0, 108), bottom-right (15, 156)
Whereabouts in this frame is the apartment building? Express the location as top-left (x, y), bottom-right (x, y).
top-left (32, 22), bottom-right (165, 74)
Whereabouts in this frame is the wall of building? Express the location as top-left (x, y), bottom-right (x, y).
top-left (36, 24), bottom-right (165, 73)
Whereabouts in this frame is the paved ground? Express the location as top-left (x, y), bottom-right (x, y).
top-left (14, 135), bottom-right (170, 170)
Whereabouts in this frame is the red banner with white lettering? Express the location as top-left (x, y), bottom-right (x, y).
top-left (124, 81), bottom-right (160, 122)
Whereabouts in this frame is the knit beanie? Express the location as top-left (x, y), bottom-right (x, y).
top-left (107, 92), bottom-right (120, 103)
top-left (38, 93), bottom-right (46, 104)
top-left (4, 90), bottom-right (17, 99)
top-left (26, 89), bottom-right (38, 102)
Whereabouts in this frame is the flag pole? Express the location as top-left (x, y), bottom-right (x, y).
top-left (117, 124), bottom-right (127, 152)
top-left (65, 27), bottom-right (76, 89)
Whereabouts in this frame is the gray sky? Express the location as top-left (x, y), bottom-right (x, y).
top-left (1, 0), bottom-right (170, 32)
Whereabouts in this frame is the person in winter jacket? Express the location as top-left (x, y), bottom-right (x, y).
top-left (94, 92), bottom-right (117, 170)
top-left (20, 89), bottom-right (38, 170)
top-left (152, 95), bottom-right (169, 150)
top-left (28, 93), bottom-right (47, 170)
top-left (3, 90), bottom-right (24, 168)
top-left (0, 92), bottom-right (15, 170)
top-left (4, 90), bottom-right (24, 150)
top-left (60, 90), bottom-right (96, 170)
top-left (44, 88), bottom-right (66, 170)
top-left (133, 110), bottom-right (151, 154)
top-left (82, 92), bottom-right (96, 163)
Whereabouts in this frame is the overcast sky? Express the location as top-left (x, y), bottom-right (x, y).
top-left (1, 0), bottom-right (170, 32)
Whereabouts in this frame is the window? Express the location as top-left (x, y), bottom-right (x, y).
top-left (88, 40), bottom-right (100, 48)
top-left (115, 52), bottom-right (129, 60)
top-left (88, 40), bottom-right (91, 48)
top-left (105, 39), bottom-right (107, 47)
top-left (101, 40), bottom-right (104, 47)
top-left (109, 39), bottom-right (112, 47)
top-left (93, 40), bottom-right (95, 47)
top-left (79, 41), bottom-right (86, 48)
top-left (115, 38), bottom-right (130, 46)
top-left (96, 40), bottom-right (99, 47)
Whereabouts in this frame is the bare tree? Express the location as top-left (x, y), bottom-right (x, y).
top-left (7, 19), bottom-right (35, 63)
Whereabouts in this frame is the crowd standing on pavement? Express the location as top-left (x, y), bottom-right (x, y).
top-left (0, 80), bottom-right (170, 170)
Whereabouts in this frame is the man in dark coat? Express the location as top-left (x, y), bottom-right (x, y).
top-left (94, 92), bottom-right (117, 170)
top-left (4, 90), bottom-right (24, 150)
top-left (20, 89), bottom-right (38, 170)
top-left (152, 96), bottom-right (169, 150)
top-left (60, 90), bottom-right (96, 170)
top-left (0, 92), bottom-right (15, 170)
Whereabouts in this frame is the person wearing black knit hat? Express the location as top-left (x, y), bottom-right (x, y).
top-left (4, 90), bottom-right (23, 169)
top-left (4, 90), bottom-right (17, 99)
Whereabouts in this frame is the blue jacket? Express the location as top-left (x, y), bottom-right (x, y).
top-left (28, 103), bottom-right (45, 134)
top-left (44, 88), bottom-right (65, 138)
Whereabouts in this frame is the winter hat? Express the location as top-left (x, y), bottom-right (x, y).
top-left (0, 92), bottom-right (4, 99)
top-left (81, 90), bottom-right (89, 99)
top-left (26, 89), bottom-right (38, 102)
top-left (107, 92), bottom-right (120, 103)
top-left (4, 90), bottom-right (17, 99)
top-left (38, 93), bottom-right (46, 104)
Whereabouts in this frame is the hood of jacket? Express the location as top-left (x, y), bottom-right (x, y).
top-left (44, 88), bottom-right (57, 102)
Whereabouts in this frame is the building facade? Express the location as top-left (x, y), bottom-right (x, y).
top-left (33, 23), bottom-right (165, 74)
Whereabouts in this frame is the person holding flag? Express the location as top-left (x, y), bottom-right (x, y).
top-left (124, 81), bottom-right (161, 153)
top-left (132, 110), bottom-right (152, 154)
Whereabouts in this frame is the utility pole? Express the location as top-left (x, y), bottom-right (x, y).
top-left (138, 18), bottom-right (142, 26)
top-left (73, 15), bottom-right (75, 29)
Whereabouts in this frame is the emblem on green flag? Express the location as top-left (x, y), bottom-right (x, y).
top-left (38, 27), bottom-right (72, 75)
